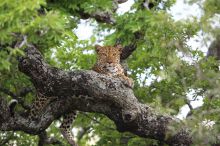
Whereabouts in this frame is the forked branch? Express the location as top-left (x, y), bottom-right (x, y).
top-left (0, 45), bottom-right (192, 146)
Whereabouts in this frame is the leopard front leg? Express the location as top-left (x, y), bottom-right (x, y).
top-left (116, 74), bottom-right (134, 88)
top-left (60, 112), bottom-right (78, 146)
top-left (29, 93), bottom-right (53, 120)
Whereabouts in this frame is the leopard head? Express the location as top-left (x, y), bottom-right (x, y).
top-left (95, 45), bottom-right (123, 65)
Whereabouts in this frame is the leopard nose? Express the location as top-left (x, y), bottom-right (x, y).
top-left (107, 60), bottom-right (113, 63)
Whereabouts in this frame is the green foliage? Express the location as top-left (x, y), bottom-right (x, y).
top-left (1, 0), bottom-right (220, 145)
top-left (0, 131), bottom-right (38, 146)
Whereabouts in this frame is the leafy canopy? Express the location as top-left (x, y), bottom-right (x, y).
top-left (0, 0), bottom-right (220, 145)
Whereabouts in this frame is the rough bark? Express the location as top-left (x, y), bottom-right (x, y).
top-left (0, 45), bottom-right (192, 146)
top-left (207, 35), bottom-right (220, 60)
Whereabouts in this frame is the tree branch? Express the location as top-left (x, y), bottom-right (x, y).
top-left (0, 45), bottom-right (194, 145)
top-left (46, 1), bottom-right (117, 24)
top-left (38, 131), bottom-right (63, 146)
top-left (77, 127), bottom-right (90, 141)
top-left (116, 0), bottom-right (128, 4)
top-left (118, 31), bottom-right (143, 61)
top-left (120, 43), bottom-right (137, 60)
top-left (77, 9), bottom-right (116, 24)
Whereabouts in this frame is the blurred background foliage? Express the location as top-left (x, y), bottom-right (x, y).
top-left (0, 0), bottom-right (220, 145)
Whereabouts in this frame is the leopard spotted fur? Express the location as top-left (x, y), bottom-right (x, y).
top-left (28, 45), bottom-right (133, 146)
top-left (92, 44), bottom-right (133, 88)
top-left (29, 93), bottom-right (78, 146)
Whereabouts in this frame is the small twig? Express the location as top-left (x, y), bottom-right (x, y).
top-left (38, 131), bottom-right (47, 146)
top-left (14, 35), bottom-right (27, 49)
top-left (38, 131), bottom-right (64, 146)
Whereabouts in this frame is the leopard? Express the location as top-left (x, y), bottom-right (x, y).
top-left (17, 45), bottom-right (132, 146)
top-left (92, 44), bottom-right (133, 88)
top-left (29, 92), bottom-right (78, 146)
top-left (8, 92), bottom-right (77, 146)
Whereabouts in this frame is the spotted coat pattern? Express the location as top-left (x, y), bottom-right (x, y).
top-left (92, 45), bottom-right (133, 88)
top-left (29, 93), bottom-right (77, 146)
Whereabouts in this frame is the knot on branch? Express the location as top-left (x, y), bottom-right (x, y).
top-left (18, 57), bottom-right (29, 68)
top-left (122, 108), bottom-right (138, 123)
top-left (18, 56), bottom-right (37, 78)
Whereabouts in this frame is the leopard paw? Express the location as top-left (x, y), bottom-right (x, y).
top-left (124, 78), bottom-right (134, 88)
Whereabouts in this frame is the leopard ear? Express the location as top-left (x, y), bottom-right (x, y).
top-left (115, 44), bottom-right (123, 52)
top-left (95, 45), bottom-right (102, 52)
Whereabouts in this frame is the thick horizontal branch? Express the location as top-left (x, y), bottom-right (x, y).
top-left (0, 45), bottom-right (192, 146)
